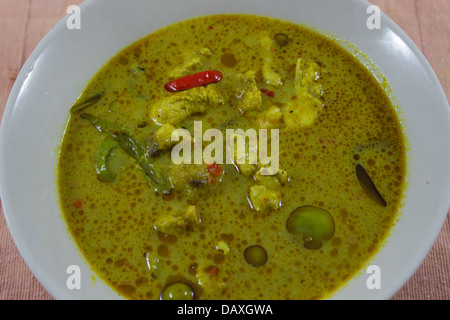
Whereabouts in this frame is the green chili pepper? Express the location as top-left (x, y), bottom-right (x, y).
top-left (70, 93), bottom-right (103, 114)
top-left (96, 139), bottom-right (118, 183)
top-left (80, 113), bottom-right (172, 194)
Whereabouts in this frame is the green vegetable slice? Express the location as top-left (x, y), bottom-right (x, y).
top-left (80, 113), bottom-right (172, 194)
top-left (96, 139), bottom-right (118, 183)
top-left (70, 93), bottom-right (102, 114)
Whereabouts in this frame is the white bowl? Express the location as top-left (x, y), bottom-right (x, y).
top-left (1, 0), bottom-right (449, 300)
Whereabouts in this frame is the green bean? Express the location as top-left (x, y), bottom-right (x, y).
top-left (80, 113), bottom-right (172, 194)
top-left (70, 93), bottom-right (103, 114)
top-left (96, 139), bottom-right (118, 183)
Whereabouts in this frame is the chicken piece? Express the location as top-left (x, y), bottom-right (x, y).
top-left (169, 55), bottom-right (201, 79)
top-left (277, 168), bottom-right (289, 183)
top-left (294, 58), bottom-right (323, 97)
top-left (149, 85), bottom-right (223, 125)
top-left (199, 48), bottom-right (212, 56)
top-left (152, 124), bottom-right (177, 150)
top-left (148, 124), bottom-right (192, 156)
top-left (248, 185), bottom-right (281, 212)
top-left (237, 163), bottom-right (257, 177)
top-left (258, 105), bottom-right (282, 129)
top-left (254, 166), bottom-right (289, 188)
top-left (151, 123), bottom-right (192, 151)
top-left (169, 163), bottom-right (211, 195)
top-left (248, 166), bottom-right (289, 212)
top-left (259, 35), bottom-right (282, 87)
top-left (236, 70), bottom-right (262, 113)
top-left (216, 241), bottom-right (230, 255)
top-left (283, 58), bottom-right (323, 129)
top-left (154, 205), bottom-right (200, 235)
top-left (168, 48), bottom-right (211, 78)
top-left (184, 205), bottom-right (200, 225)
top-left (254, 169), bottom-right (281, 189)
top-left (282, 101), bottom-right (317, 128)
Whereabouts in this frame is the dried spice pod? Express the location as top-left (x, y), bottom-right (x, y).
top-left (356, 164), bottom-right (387, 207)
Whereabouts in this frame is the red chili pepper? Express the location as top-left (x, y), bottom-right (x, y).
top-left (207, 163), bottom-right (223, 176)
top-left (165, 70), bottom-right (223, 92)
top-left (261, 88), bottom-right (275, 97)
top-left (209, 266), bottom-right (217, 276)
top-left (207, 176), bottom-right (216, 185)
top-left (73, 199), bottom-right (83, 209)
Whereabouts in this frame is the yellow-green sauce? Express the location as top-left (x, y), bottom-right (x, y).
top-left (58, 14), bottom-right (406, 299)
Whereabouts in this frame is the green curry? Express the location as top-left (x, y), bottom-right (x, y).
top-left (58, 14), bottom-right (406, 299)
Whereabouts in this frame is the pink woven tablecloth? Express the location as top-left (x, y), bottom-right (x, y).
top-left (0, 0), bottom-right (449, 300)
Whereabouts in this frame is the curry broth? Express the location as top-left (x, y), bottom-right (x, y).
top-left (58, 14), bottom-right (406, 299)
